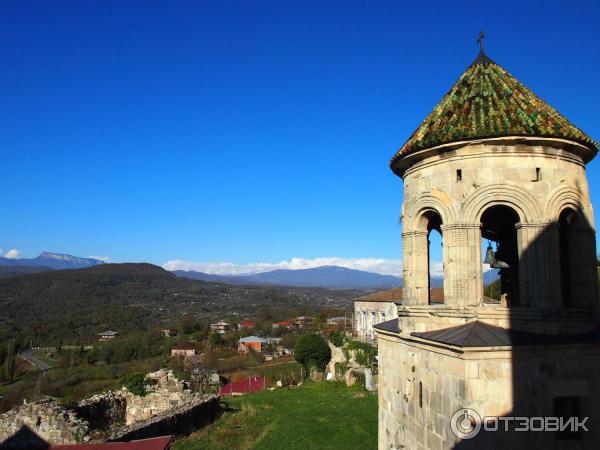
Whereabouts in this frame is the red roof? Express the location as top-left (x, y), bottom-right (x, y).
top-left (172, 342), bottom-right (196, 350)
top-left (273, 321), bottom-right (292, 326)
top-left (239, 320), bottom-right (255, 327)
top-left (51, 435), bottom-right (173, 450)
top-left (356, 287), bottom-right (445, 303)
top-left (219, 376), bottom-right (266, 395)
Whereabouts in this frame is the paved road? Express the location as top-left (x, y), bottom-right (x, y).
top-left (19, 350), bottom-right (51, 371)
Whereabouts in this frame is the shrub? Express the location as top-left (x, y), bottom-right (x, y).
top-left (294, 334), bottom-right (331, 372)
top-left (347, 340), bottom-right (377, 367)
top-left (209, 333), bottom-right (224, 346)
top-left (328, 331), bottom-right (344, 347)
top-left (120, 373), bottom-right (148, 396)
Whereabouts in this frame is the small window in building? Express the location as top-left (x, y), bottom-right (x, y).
top-left (418, 382), bottom-right (423, 408)
top-left (456, 169), bottom-right (462, 182)
top-left (534, 167), bottom-right (541, 181)
top-left (554, 396), bottom-right (581, 440)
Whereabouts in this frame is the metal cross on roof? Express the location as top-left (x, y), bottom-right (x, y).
top-left (477, 30), bottom-right (485, 53)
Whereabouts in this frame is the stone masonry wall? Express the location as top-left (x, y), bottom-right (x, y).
top-left (377, 329), bottom-right (600, 450)
top-left (0, 369), bottom-right (219, 446)
top-left (76, 391), bottom-right (126, 430)
top-left (401, 142), bottom-right (597, 311)
top-left (123, 369), bottom-right (195, 425)
top-left (108, 395), bottom-right (219, 442)
top-left (0, 399), bottom-right (90, 445)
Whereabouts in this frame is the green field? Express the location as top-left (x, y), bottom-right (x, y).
top-left (174, 382), bottom-right (378, 450)
top-left (228, 359), bottom-right (303, 382)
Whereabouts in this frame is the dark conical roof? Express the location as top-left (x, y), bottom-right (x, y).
top-left (390, 52), bottom-right (598, 170)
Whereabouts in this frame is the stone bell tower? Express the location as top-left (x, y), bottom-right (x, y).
top-left (375, 44), bottom-right (600, 450)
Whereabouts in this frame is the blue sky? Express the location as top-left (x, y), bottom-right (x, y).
top-left (1, 1), bottom-right (599, 275)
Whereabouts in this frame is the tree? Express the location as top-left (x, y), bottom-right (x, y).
top-left (4, 340), bottom-right (16, 383)
top-left (484, 279), bottom-right (501, 301)
top-left (209, 333), bottom-right (224, 346)
top-left (188, 351), bottom-right (217, 393)
top-left (120, 372), bottom-right (148, 396)
top-left (328, 331), bottom-right (344, 347)
top-left (281, 333), bottom-right (297, 350)
top-left (294, 333), bottom-right (331, 372)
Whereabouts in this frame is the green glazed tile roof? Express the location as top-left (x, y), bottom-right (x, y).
top-left (390, 52), bottom-right (598, 167)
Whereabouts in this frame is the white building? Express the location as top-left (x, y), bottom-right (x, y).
top-left (210, 320), bottom-right (231, 335)
top-left (354, 289), bottom-right (401, 342)
top-left (354, 288), bottom-right (445, 342)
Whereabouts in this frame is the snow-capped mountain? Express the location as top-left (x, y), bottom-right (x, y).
top-left (0, 252), bottom-right (105, 270)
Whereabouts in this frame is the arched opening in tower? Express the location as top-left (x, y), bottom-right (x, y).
top-left (559, 207), bottom-right (578, 307)
top-left (480, 205), bottom-right (520, 306)
top-left (423, 210), bottom-right (443, 305)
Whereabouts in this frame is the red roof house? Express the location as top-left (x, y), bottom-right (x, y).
top-left (219, 376), bottom-right (266, 395)
top-left (51, 435), bottom-right (173, 450)
top-left (238, 319), bottom-right (256, 329)
top-left (272, 320), bottom-right (293, 329)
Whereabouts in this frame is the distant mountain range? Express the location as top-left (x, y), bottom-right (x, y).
top-left (0, 251), bottom-right (500, 289)
top-left (0, 252), bottom-right (104, 270)
top-left (173, 265), bottom-right (499, 289)
top-left (0, 262), bottom-right (360, 344)
top-left (174, 265), bottom-right (404, 289)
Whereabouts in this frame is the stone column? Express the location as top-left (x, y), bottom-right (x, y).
top-left (516, 222), bottom-right (561, 309)
top-left (441, 223), bottom-right (482, 307)
top-left (402, 230), bottom-right (429, 305)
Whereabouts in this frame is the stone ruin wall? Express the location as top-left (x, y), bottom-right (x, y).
top-left (0, 369), bottom-right (219, 446)
top-left (123, 369), bottom-right (199, 425)
top-left (0, 398), bottom-right (90, 445)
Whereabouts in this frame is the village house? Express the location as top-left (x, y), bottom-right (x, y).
top-left (209, 320), bottom-right (231, 335)
top-left (48, 436), bottom-right (174, 449)
top-left (376, 43), bottom-right (600, 449)
top-left (170, 342), bottom-right (197, 358)
top-left (96, 330), bottom-right (119, 342)
top-left (355, 287), bottom-right (498, 343)
top-left (237, 319), bottom-right (255, 330)
top-left (353, 289), bottom-right (402, 342)
top-left (294, 316), bottom-right (313, 328)
top-left (160, 328), bottom-right (177, 337)
top-left (272, 320), bottom-right (293, 330)
top-left (237, 336), bottom-right (282, 354)
top-left (326, 316), bottom-right (351, 327)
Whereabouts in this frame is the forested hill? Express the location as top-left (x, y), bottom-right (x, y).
top-left (0, 263), bottom-right (359, 345)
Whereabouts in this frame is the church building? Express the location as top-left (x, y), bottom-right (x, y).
top-left (375, 40), bottom-right (600, 449)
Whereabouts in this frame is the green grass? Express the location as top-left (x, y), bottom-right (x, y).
top-left (229, 359), bottom-right (302, 382)
top-left (174, 382), bottom-right (377, 450)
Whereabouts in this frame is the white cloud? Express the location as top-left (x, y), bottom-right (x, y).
top-left (164, 256), bottom-right (492, 278)
top-left (163, 256), bottom-right (405, 277)
top-left (88, 255), bottom-right (111, 262)
top-left (4, 249), bottom-right (20, 259)
top-left (429, 262), bottom-right (444, 278)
